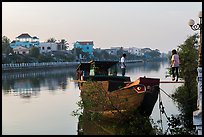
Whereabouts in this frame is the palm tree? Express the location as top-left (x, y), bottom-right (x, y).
top-left (47, 37), bottom-right (56, 43)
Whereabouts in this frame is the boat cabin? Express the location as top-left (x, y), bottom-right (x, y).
top-left (76, 60), bottom-right (130, 82)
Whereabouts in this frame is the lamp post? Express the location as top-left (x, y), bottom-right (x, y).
top-left (188, 11), bottom-right (202, 135)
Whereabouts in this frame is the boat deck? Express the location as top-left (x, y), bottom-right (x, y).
top-left (83, 75), bottom-right (131, 82)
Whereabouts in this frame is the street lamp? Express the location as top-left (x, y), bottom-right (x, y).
top-left (188, 11), bottom-right (202, 135)
top-left (188, 11), bottom-right (202, 67)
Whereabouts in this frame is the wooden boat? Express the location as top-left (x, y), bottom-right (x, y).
top-left (76, 60), bottom-right (160, 118)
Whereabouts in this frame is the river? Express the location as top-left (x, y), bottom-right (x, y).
top-left (2, 61), bottom-right (183, 135)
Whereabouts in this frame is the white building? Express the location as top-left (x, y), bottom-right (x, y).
top-left (39, 42), bottom-right (58, 54)
top-left (127, 47), bottom-right (143, 56)
top-left (13, 46), bottom-right (30, 55)
top-left (10, 33), bottom-right (40, 49)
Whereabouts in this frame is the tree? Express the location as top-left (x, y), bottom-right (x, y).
top-left (148, 49), bottom-right (161, 58)
top-left (170, 34), bottom-right (198, 134)
top-left (60, 39), bottom-right (68, 50)
top-left (30, 46), bottom-right (40, 58)
top-left (174, 33), bottom-right (198, 109)
top-left (2, 36), bottom-right (12, 54)
top-left (47, 37), bottom-right (56, 43)
top-left (177, 34), bottom-right (198, 81)
top-left (117, 47), bottom-right (124, 56)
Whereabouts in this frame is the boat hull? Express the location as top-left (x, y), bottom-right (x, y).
top-left (80, 81), bottom-right (145, 113)
top-left (79, 77), bottom-right (160, 118)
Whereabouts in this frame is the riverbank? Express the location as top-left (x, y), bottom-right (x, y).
top-left (2, 60), bottom-right (145, 72)
top-left (2, 62), bottom-right (80, 72)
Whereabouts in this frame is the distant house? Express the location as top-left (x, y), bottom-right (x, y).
top-left (127, 47), bottom-right (143, 56)
top-left (39, 42), bottom-right (58, 54)
top-left (94, 48), bottom-right (102, 54)
top-left (73, 40), bottom-right (94, 56)
top-left (105, 48), bottom-right (118, 55)
top-left (13, 46), bottom-right (30, 55)
top-left (10, 33), bottom-right (40, 49)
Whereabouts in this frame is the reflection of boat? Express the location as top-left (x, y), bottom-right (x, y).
top-left (77, 109), bottom-right (155, 135)
top-left (76, 61), bottom-right (160, 118)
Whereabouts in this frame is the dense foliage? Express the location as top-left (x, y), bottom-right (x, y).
top-left (2, 36), bottom-right (12, 54)
top-left (163, 34), bottom-right (199, 135)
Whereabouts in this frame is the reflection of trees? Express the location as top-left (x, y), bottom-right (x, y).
top-left (30, 77), bottom-right (40, 88)
top-left (2, 67), bottom-right (77, 80)
top-left (2, 67), bottom-right (77, 93)
top-left (2, 79), bottom-right (15, 91)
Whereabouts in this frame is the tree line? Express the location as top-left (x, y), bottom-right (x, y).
top-left (2, 36), bottom-right (167, 64)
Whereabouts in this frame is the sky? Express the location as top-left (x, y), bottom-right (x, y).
top-left (2, 2), bottom-right (202, 53)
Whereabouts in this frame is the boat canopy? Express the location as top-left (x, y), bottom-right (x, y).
top-left (76, 60), bottom-right (119, 71)
top-left (76, 60), bottom-right (120, 79)
top-left (76, 62), bottom-right (90, 71)
top-left (89, 60), bottom-right (119, 70)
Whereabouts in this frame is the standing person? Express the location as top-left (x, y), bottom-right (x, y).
top-left (120, 53), bottom-right (126, 76)
top-left (171, 49), bottom-right (180, 82)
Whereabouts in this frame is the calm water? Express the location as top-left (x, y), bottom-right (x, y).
top-left (2, 61), bottom-right (183, 135)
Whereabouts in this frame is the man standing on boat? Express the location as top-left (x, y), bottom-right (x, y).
top-left (120, 53), bottom-right (127, 76)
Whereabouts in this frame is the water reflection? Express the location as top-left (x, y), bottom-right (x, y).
top-left (2, 67), bottom-right (78, 98)
top-left (74, 61), bottom-right (166, 135)
top-left (2, 61), bottom-right (182, 135)
top-left (4, 88), bottom-right (40, 98)
top-left (77, 109), bottom-right (156, 135)
top-left (74, 61), bottom-right (182, 135)
top-left (126, 61), bottom-right (161, 73)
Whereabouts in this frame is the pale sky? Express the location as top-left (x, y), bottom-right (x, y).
top-left (2, 2), bottom-right (202, 53)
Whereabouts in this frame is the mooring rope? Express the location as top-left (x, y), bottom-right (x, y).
top-left (159, 87), bottom-right (197, 108)
top-left (159, 87), bottom-right (176, 102)
top-left (158, 91), bottom-right (164, 133)
top-left (157, 88), bottom-right (173, 135)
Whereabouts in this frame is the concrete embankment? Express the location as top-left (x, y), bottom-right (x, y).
top-left (2, 60), bottom-right (144, 72)
top-left (2, 62), bottom-right (80, 72)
